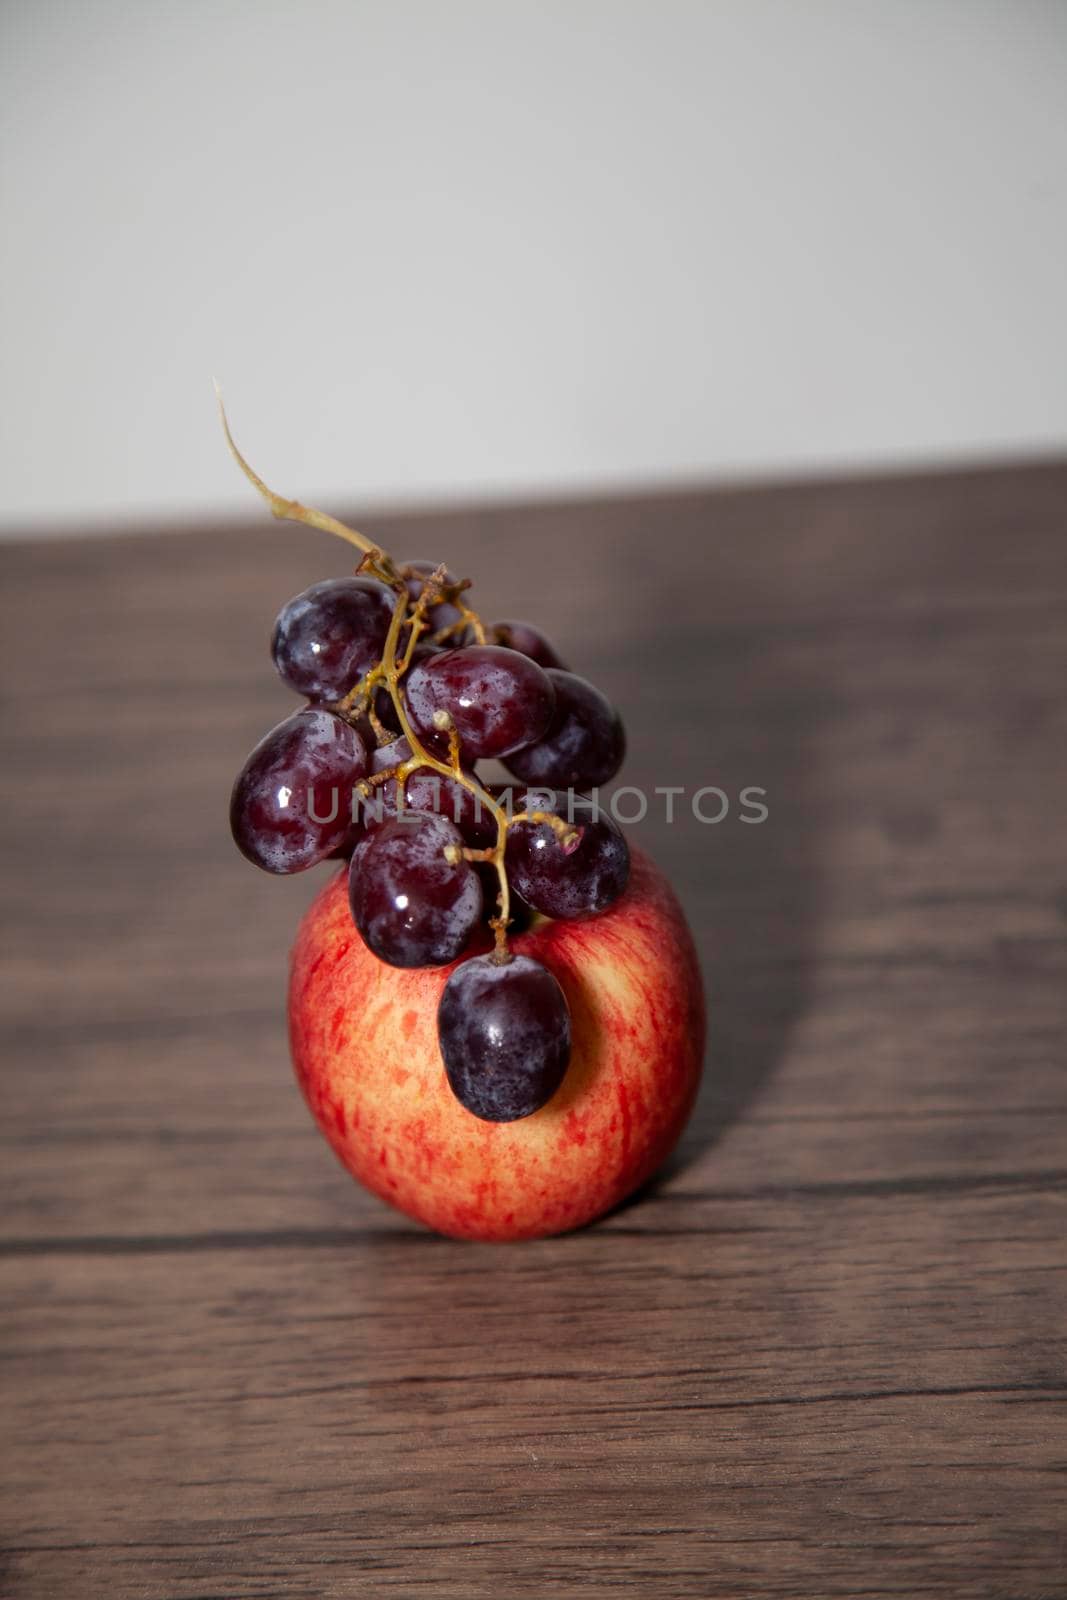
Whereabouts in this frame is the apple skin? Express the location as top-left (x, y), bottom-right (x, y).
top-left (288, 845), bottom-right (705, 1241)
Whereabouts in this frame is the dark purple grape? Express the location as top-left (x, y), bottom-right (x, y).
top-left (405, 645), bottom-right (555, 760)
top-left (506, 799), bottom-right (629, 920)
top-left (400, 558), bottom-right (468, 639)
top-left (437, 955), bottom-right (571, 1121)
top-left (272, 577), bottom-right (394, 702)
top-left (374, 640), bottom-right (443, 734)
top-left (504, 670), bottom-right (625, 790)
top-left (357, 737), bottom-right (498, 849)
top-left (231, 708), bottom-right (368, 874)
top-left (348, 814), bottom-right (482, 968)
top-left (489, 620), bottom-right (568, 671)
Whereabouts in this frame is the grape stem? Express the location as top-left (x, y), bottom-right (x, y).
top-left (219, 394), bottom-right (517, 962)
top-left (375, 590), bottom-right (514, 961)
top-left (509, 811), bottom-right (581, 849)
top-left (216, 384), bottom-right (398, 582)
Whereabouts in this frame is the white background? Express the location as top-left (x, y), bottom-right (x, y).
top-left (2, 0), bottom-right (1066, 534)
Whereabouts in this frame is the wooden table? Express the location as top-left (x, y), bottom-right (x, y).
top-left (2, 462), bottom-right (1065, 1598)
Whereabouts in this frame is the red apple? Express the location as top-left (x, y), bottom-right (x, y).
top-left (288, 845), bottom-right (705, 1240)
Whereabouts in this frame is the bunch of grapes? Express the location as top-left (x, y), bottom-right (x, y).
top-left (226, 413), bottom-right (628, 1124)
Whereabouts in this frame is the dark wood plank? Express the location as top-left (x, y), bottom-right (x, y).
top-left (2, 461), bottom-right (1066, 1598)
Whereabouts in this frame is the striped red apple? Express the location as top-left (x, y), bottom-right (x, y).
top-left (289, 847), bottom-right (704, 1241)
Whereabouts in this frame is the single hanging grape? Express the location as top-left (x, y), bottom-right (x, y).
top-left (437, 954), bottom-right (572, 1122)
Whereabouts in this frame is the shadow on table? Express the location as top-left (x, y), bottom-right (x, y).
top-left (603, 559), bottom-right (827, 1203)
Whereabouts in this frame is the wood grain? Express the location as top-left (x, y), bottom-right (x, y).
top-left (1, 462), bottom-right (1065, 1598)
